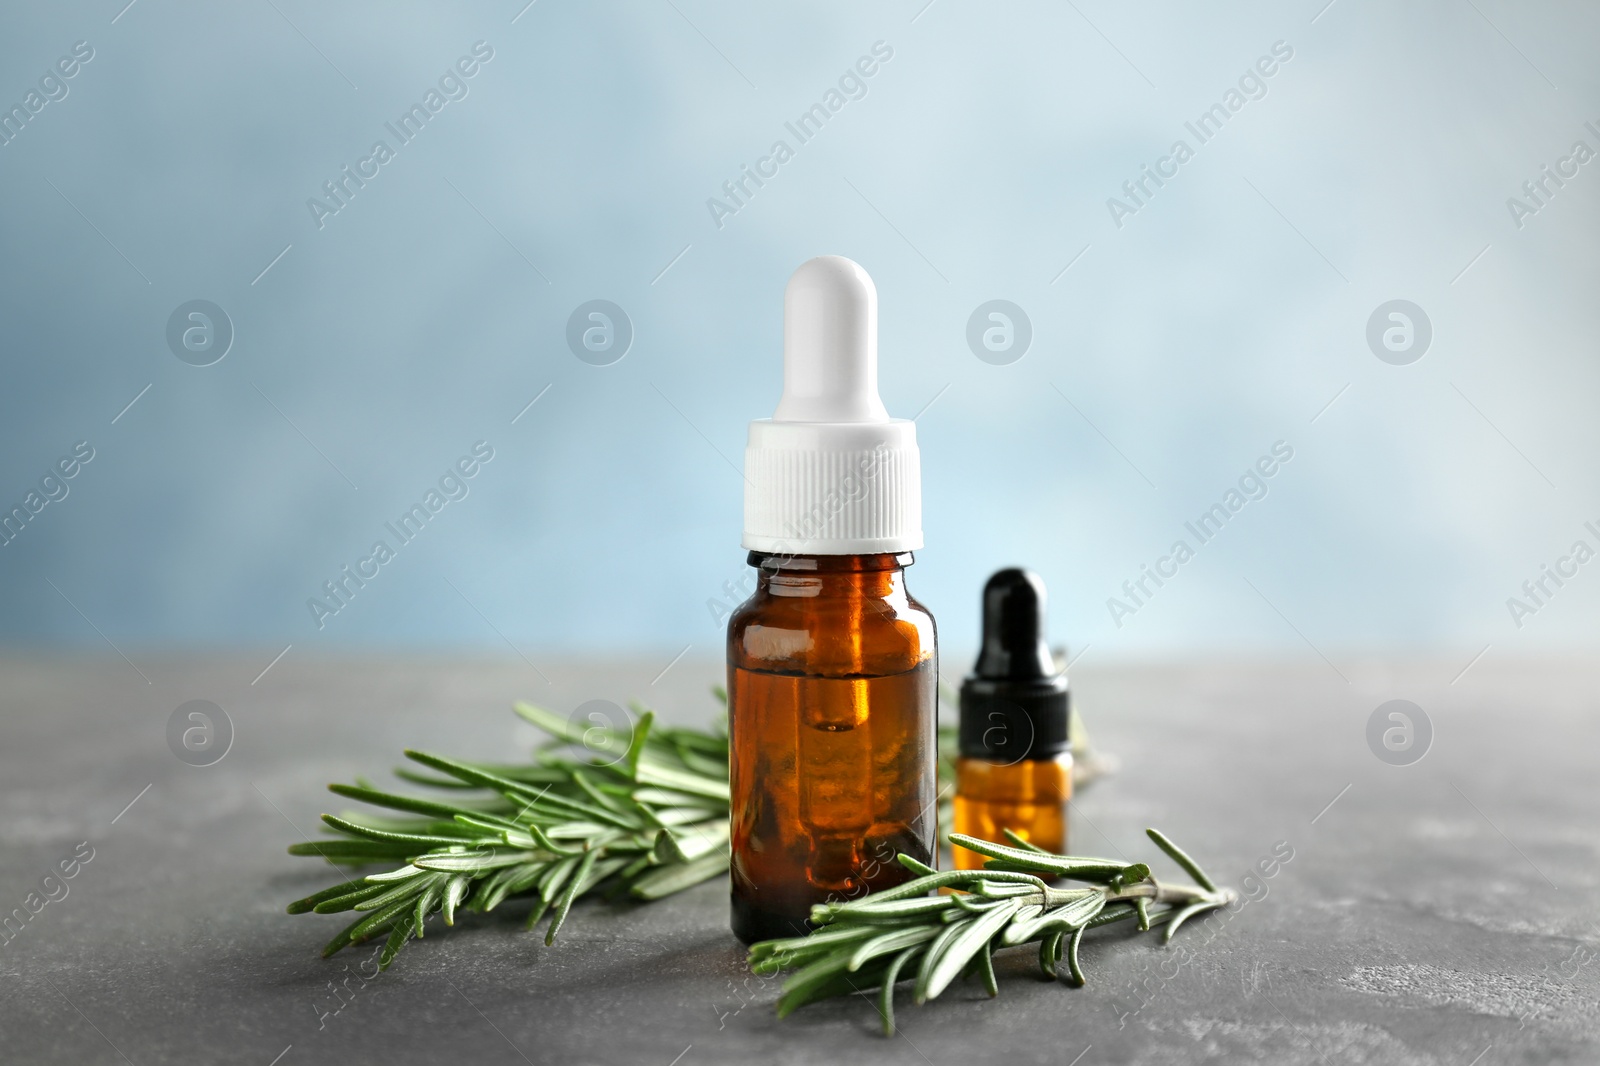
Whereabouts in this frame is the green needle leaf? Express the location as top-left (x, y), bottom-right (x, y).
top-left (852, 868), bottom-right (1047, 905)
top-left (1086, 902), bottom-right (1139, 929)
top-left (545, 848), bottom-right (599, 945)
top-left (340, 897), bottom-right (415, 949)
top-left (1162, 900), bottom-right (1223, 944)
top-left (1039, 930), bottom-right (1063, 979)
top-left (629, 849), bottom-right (728, 900)
top-left (378, 921), bottom-right (412, 970)
top-left (948, 834), bottom-right (1130, 881)
top-left (845, 927), bottom-right (940, 972)
top-left (320, 814), bottom-right (482, 849)
top-left (621, 710), bottom-right (654, 776)
top-left (351, 874), bottom-right (431, 913)
top-left (976, 943), bottom-right (999, 997)
top-left (412, 883), bottom-right (438, 939)
top-left (288, 840), bottom-right (417, 861)
top-left (817, 896), bottom-right (958, 924)
top-left (513, 700), bottom-right (628, 757)
top-left (878, 946), bottom-right (920, 1037)
top-left (915, 900), bottom-right (1020, 1003)
top-left (413, 849), bottom-right (543, 873)
top-left (1000, 828), bottom-right (1049, 853)
top-left (327, 784), bottom-right (507, 823)
top-left (1144, 828), bottom-right (1219, 893)
top-left (441, 875), bottom-right (470, 926)
top-left (1065, 924), bottom-right (1086, 987)
top-left (287, 878), bottom-right (373, 914)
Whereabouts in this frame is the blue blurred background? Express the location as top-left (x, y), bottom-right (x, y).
top-left (1, 0), bottom-right (1595, 669)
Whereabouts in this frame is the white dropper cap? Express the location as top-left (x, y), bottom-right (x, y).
top-left (743, 256), bottom-right (923, 555)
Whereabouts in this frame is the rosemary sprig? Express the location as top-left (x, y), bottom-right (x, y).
top-left (289, 685), bottom-right (1116, 973)
top-left (748, 827), bottom-right (1235, 1035)
top-left (287, 699), bottom-right (730, 970)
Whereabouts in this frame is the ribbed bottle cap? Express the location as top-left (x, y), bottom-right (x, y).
top-left (742, 256), bottom-right (922, 555)
top-left (959, 569), bottom-right (1071, 762)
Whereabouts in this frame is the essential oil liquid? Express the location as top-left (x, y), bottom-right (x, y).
top-left (951, 754), bottom-right (1071, 870)
top-left (729, 659), bottom-right (936, 942)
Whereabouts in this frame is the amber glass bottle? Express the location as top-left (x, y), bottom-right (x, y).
top-left (727, 551), bottom-right (937, 943)
top-left (952, 569), bottom-right (1072, 870)
top-left (731, 255), bottom-right (932, 942)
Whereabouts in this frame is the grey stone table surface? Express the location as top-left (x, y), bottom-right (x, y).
top-left (1, 651), bottom-right (1597, 1065)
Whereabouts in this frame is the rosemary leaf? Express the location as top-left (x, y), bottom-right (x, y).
top-left (976, 943), bottom-right (999, 997)
top-left (1162, 900), bottom-right (1224, 944)
top-left (286, 878), bottom-right (373, 914)
top-left (879, 946), bottom-right (921, 1037)
top-left (413, 880), bottom-right (442, 939)
top-left (776, 953), bottom-right (878, 1019)
top-left (513, 700), bottom-right (629, 757)
top-left (845, 926), bottom-right (941, 972)
top-left (327, 784), bottom-right (501, 823)
top-left (1086, 902), bottom-right (1139, 929)
top-left (441, 875), bottom-right (470, 926)
top-left (1145, 828), bottom-right (1219, 893)
top-left (629, 848), bottom-right (729, 900)
top-left (545, 848), bottom-right (599, 945)
top-left (947, 834), bottom-right (1131, 881)
top-left (413, 850), bottom-right (544, 873)
top-left (816, 896), bottom-right (958, 925)
top-left (1039, 930), bottom-right (1063, 978)
top-left (1000, 828), bottom-right (1049, 853)
top-left (352, 874), bottom-right (435, 913)
top-left (378, 921), bottom-right (411, 970)
top-left (288, 840), bottom-right (416, 861)
top-left (1065, 924), bottom-right (1086, 987)
top-left (916, 900), bottom-right (1021, 1003)
top-left (535, 855), bottom-right (578, 904)
top-left (345, 896), bottom-right (417, 944)
top-left (319, 813), bottom-right (481, 849)
top-left (864, 868), bottom-right (1049, 904)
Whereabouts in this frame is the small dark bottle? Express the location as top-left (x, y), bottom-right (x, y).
top-left (727, 256), bottom-right (937, 943)
top-left (952, 569), bottom-right (1071, 868)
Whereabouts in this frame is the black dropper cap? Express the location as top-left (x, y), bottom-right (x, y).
top-left (958, 569), bottom-right (1070, 763)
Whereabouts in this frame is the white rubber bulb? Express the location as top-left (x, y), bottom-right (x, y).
top-left (773, 255), bottom-right (890, 424)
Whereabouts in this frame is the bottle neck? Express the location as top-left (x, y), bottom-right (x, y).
top-left (747, 551), bottom-right (914, 600)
